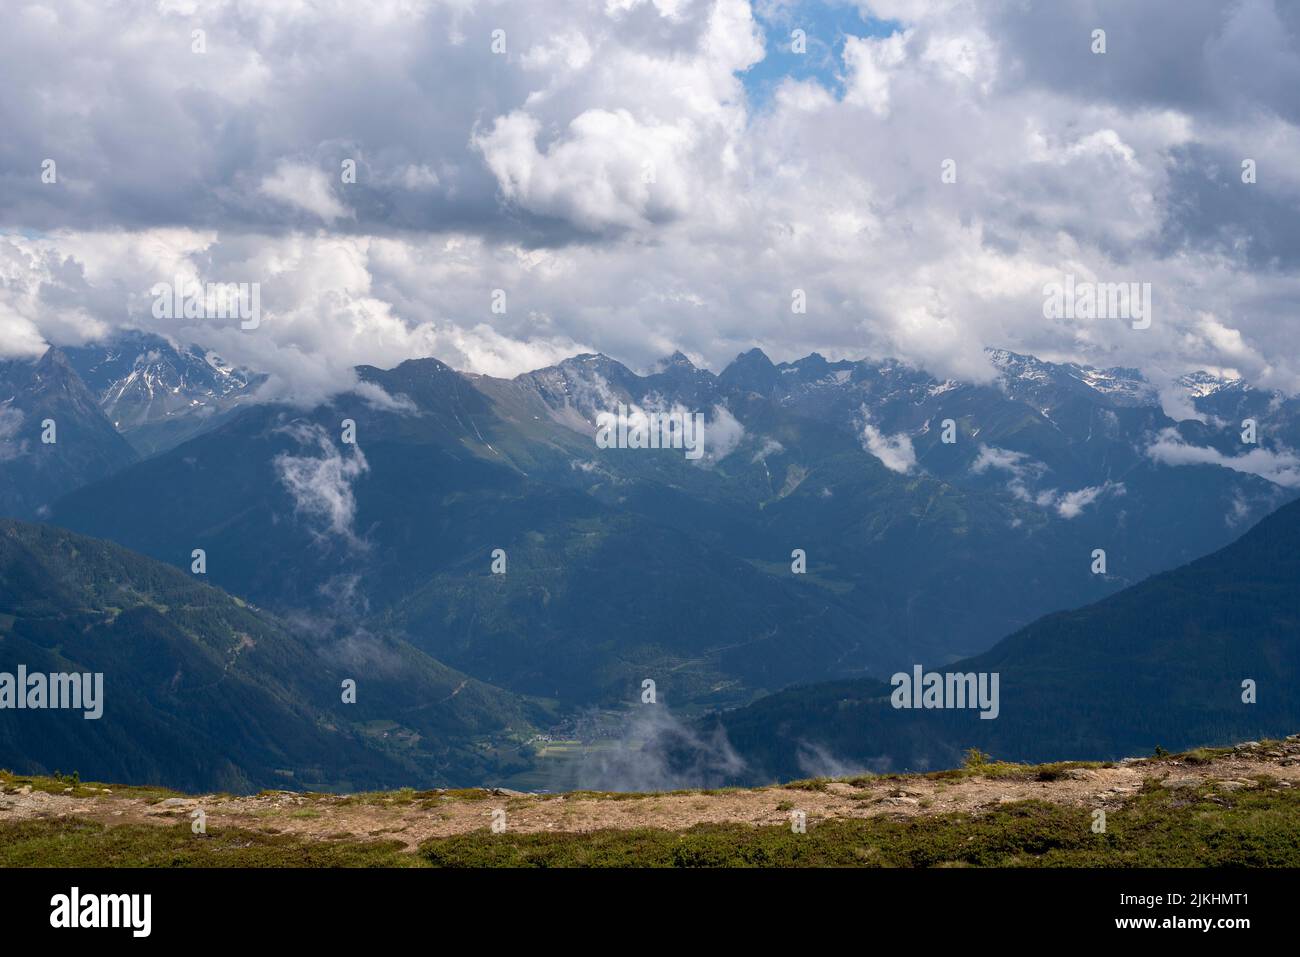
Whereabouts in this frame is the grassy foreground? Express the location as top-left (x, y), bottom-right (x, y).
top-left (418, 784), bottom-right (1300, 868)
top-left (3, 741), bottom-right (1300, 867)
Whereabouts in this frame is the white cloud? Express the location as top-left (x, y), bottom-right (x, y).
top-left (972, 443), bottom-right (1123, 517)
top-left (350, 381), bottom-right (417, 414)
top-left (751, 437), bottom-right (784, 463)
top-left (0, 0), bottom-right (1298, 407)
top-left (843, 30), bottom-right (911, 116)
top-left (971, 443), bottom-right (1045, 502)
top-left (273, 422), bottom-right (371, 545)
top-left (474, 108), bottom-right (695, 231)
top-left (861, 419), bottom-right (916, 474)
top-left (1052, 482), bottom-right (1124, 520)
top-left (704, 403), bottom-right (745, 462)
top-left (971, 444), bottom-right (1042, 479)
top-left (521, 31), bottom-right (594, 72)
top-left (1226, 490), bottom-right (1252, 527)
top-left (1146, 427), bottom-right (1300, 488)
top-left (260, 162), bottom-right (351, 223)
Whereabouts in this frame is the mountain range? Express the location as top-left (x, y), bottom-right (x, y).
top-left (3, 331), bottom-right (1300, 790)
top-left (42, 335), bottom-right (1298, 703)
top-left (690, 493), bottom-right (1300, 783)
top-left (0, 348), bottom-right (138, 519)
top-left (62, 331), bottom-right (263, 457)
top-left (0, 518), bottom-right (541, 792)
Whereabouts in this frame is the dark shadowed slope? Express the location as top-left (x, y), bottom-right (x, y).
top-left (0, 520), bottom-right (542, 793)
top-left (699, 497), bottom-right (1300, 783)
top-left (0, 349), bottom-right (137, 518)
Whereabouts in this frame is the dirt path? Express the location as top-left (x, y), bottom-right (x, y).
top-left (4, 737), bottom-right (1298, 852)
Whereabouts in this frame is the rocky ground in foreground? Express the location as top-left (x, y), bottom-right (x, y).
top-left (3, 736), bottom-right (1300, 867)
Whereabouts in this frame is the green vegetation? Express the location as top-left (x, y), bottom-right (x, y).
top-left (4, 766), bottom-right (1297, 868)
top-left (419, 783), bottom-right (1300, 868)
top-left (0, 819), bottom-right (418, 868)
top-left (0, 518), bottom-right (542, 794)
top-left (1183, 747), bottom-right (1234, 765)
top-left (782, 759), bottom-right (1113, 792)
top-left (0, 769), bottom-right (187, 803)
top-left (706, 496), bottom-right (1300, 783)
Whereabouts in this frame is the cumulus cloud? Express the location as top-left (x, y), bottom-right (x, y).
top-left (260, 161), bottom-right (352, 224)
top-left (971, 443), bottom-right (1045, 499)
top-left (1146, 427), bottom-right (1300, 488)
top-left (843, 29), bottom-right (911, 116)
top-left (972, 443), bottom-right (1123, 518)
top-left (861, 418), bottom-right (916, 474)
top-left (474, 108), bottom-right (696, 232)
top-left (1051, 482), bottom-right (1125, 520)
top-left (350, 381), bottom-right (417, 415)
top-left (1, 0), bottom-right (1298, 404)
top-left (971, 444), bottom-right (1043, 479)
top-left (704, 404), bottom-right (746, 462)
top-left (570, 702), bottom-right (745, 792)
top-left (751, 437), bottom-right (784, 463)
top-left (273, 423), bottom-right (371, 545)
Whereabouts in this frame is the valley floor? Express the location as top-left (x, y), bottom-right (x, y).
top-left (3, 736), bottom-right (1300, 867)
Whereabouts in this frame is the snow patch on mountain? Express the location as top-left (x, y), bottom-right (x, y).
top-left (1178, 370), bottom-right (1241, 398)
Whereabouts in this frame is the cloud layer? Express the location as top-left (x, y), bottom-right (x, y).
top-left (4, 0), bottom-right (1300, 411)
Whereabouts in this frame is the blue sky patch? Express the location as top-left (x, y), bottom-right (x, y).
top-left (742, 1), bottom-right (901, 108)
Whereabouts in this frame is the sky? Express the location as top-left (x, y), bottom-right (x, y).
top-left (1, 0), bottom-right (1299, 412)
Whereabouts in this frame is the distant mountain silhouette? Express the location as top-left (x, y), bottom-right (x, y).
top-left (693, 496), bottom-right (1300, 782)
top-left (0, 519), bottom-right (540, 793)
top-left (42, 342), bottom-right (1299, 712)
top-left (0, 348), bottom-right (137, 518)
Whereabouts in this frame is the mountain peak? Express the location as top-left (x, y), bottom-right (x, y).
top-left (545, 353), bottom-right (641, 383)
top-left (984, 347), bottom-right (1039, 368)
top-left (786, 352), bottom-right (832, 376)
top-left (1179, 369), bottom-right (1242, 398)
top-left (658, 350), bottom-right (697, 371)
top-left (559, 352), bottom-right (621, 368)
top-left (391, 356), bottom-right (455, 374)
top-left (719, 348), bottom-right (780, 394)
top-left (733, 347), bottom-right (774, 366)
top-left (35, 345), bottom-right (75, 374)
